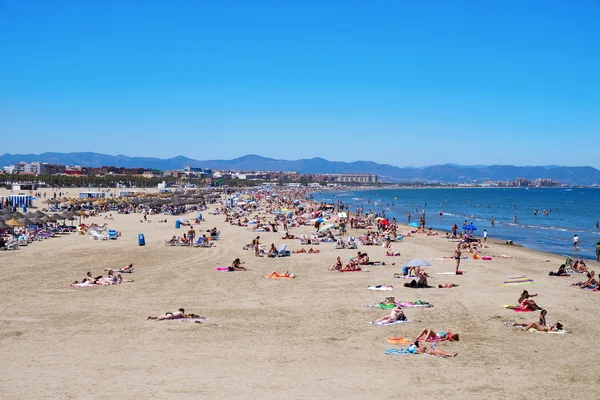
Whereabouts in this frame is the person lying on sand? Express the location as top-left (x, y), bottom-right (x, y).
top-left (104, 263), bottom-right (134, 273)
top-left (438, 283), bottom-right (459, 288)
top-left (513, 309), bottom-right (547, 328)
top-left (415, 328), bottom-right (460, 342)
top-left (281, 232), bottom-right (296, 239)
top-left (148, 308), bottom-right (186, 320)
top-left (520, 321), bottom-right (563, 332)
top-left (229, 258), bottom-right (247, 271)
top-left (413, 341), bottom-right (458, 358)
top-left (372, 306), bottom-right (406, 324)
top-left (518, 290), bottom-right (541, 311)
top-left (267, 271), bottom-right (295, 278)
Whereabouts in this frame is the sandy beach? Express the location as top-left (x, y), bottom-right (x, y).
top-left (0, 187), bottom-right (597, 400)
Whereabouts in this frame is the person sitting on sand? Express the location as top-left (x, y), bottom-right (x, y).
top-left (438, 283), bottom-right (459, 288)
top-left (415, 328), bottom-right (459, 342)
top-left (514, 309), bottom-right (547, 328)
top-left (267, 243), bottom-right (278, 257)
top-left (371, 306), bottom-right (406, 324)
top-left (578, 271), bottom-right (597, 289)
top-left (550, 264), bottom-right (569, 276)
top-left (412, 341), bottom-right (458, 358)
top-left (341, 259), bottom-right (362, 272)
top-left (520, 321), bottom-right (563, 332)
top-left (330, 256), bottom-right (343, 271)
top-left (148, 308), bottom-right (186, 320)
top-left (518, 290), bottom-right (541, 311)
top-left (229, 258), bottom-right (247, 271)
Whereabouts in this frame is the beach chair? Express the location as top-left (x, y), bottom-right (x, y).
top-left (5, 240), bottom-right (19, 250)
top-left (300, 235), bottom-right (310, 245)
top-left (276, 244), bottom-right (290, 257)
top-left (90, 230), bottom-right (109, 240)
top-left (310, 235), bottom-right (320, 245)
top-left (346, 237), bottom-right (358, 249)
top-left (193, 237), bottom-right (204, 247)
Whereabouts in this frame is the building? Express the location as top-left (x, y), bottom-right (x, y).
top-left (337, 173), bottom-right (378, 184)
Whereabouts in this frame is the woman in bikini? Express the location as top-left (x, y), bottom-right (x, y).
top-left (413, 341), bottom-right (458, 358)
top-left (520, 321), bottom-right (563, 332)
top-left (330, 256), bottom-right (343, 271)
top-left (518, 290), bottom-right (540, 311)
top-left (579, 271), bottom-right (597, 289)
top-left (229, 258), bottom-right (247, 271)
top-left (372, 306), bottom-right (406, 324)
top-left (415, 328), bottom-right (460, 342)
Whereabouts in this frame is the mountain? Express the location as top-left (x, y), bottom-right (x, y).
top-left (1, 152), bottom-right (600, 185)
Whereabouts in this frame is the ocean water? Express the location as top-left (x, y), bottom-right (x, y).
top-left (311, 188), bottom-right (600, 261)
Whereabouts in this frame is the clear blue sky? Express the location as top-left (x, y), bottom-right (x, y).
top-left (1, 1), bottom-right (599, 167)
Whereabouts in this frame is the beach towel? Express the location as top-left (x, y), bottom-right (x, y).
top-left (398, 301), bottom-right (433, 308)
top-left (387, 337), bottom-right (411, 345)
top-left (502, 276), bottom-right (535, 286)
top-left (368, 285), bottom-right (393, 291)
top-left (370, 319), bottom-right (411, 326)
top-left (216, 267), bottom-right (229, 271)
top-left (384, 348), bottom-right (412, 355)
top-left (114, 269), bottom-right (135, 273)
top-left (529, 328), bottom-right (566, 334)
top-left (71, 282), bottom-right (97, 288)
top-left (172, 317), bottom-right (207, 323)
top-left (503, 305), bottom-right (533, 312)
top-left (436, 272), bottom-right (463, 275)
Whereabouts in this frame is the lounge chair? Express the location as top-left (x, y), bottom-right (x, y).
top-left (300, 235), bottom-right (310, 245)
top-left (310, 235), bottom-right (320, 245)
top-left (90, 230), bottom-right (109, 240)
top-left (275, 244), bottom-right (290, 257)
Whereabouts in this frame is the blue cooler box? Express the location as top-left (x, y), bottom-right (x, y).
top-left (138, 233), bottom-right (145, 246)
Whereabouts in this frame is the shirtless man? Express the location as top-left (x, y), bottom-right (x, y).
top-left (148, 308), bottom-right (186, 320)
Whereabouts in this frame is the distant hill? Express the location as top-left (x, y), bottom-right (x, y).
top-left (1, 152), bottom-right (599, 185)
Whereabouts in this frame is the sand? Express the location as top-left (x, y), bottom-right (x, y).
top-left (0, 187), bottom-right (598, 400)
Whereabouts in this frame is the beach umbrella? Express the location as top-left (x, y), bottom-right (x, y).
top-left (19, 218), bottom-right (35, 226)
top-left (34, 210), bottom-right (46, 217)
top-left (24, 212), bottom-right (36, 218)
top-left (5, 218), bottom-right (25, 227)
top-left (0, 220), bottom-right (10, 229)
top-left (318, 223), bottom-right (335, 232)
top-left (408, 222), bottom-right (419, 227)
top-left (380, 219), bottom-right (390, 225)
top-left (403, 259), bottom-right (431, 268)
top-left (29, 217), bottom-right (43, 225)
top-left (464, 224), bottom-right (477, 231)
top-left (315, 217), bottom-right (325, 223)
top-left (12, 212), bottom-right (24, 219)
top-left (41, 215), bottom-right (57, 223)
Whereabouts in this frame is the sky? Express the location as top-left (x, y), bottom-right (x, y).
top-left (1, 1), bottom-right (599, 167)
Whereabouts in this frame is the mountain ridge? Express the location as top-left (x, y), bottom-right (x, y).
top-left (1, 152), bottom-right (598, 185)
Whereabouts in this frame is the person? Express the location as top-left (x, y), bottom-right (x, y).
top-left (281, 232), bottom-right (296, 239)
top-left (491, 216), bottom-right (495, 226)
top-left (148, 308), bottom-right (186, 320)
top-left (187, 227), bottom-right (196, 246)
top-left (438, 283), bottom-right (459, 288)
top-left (596, 220), bottom-right (599, 229)
top-left (596, 242), bottom-right (600, 262)
top-left (550, 264), bottom-right (569, 276)
top-left (578, 271), bottom-right (597, 289)
top-left (267, 270), bottom-right (294, 278)
top-left (538, 309), bottom-right (547, 326)
top-left (267, 243), bottom-right (278, 257)
top-left (104, 263), bottom-right (134, 273)
top-left (518, 290), bottom-right (540, 311)
top-left (454, 244), bottom-right (462, 273)
top-left (371, 306), bottom-right (406, 324)
top-left (229, 258), bottom-right (247, 271)
top-left (573, 234), bottom-right (579, 250)
top-left (412, 341), bottom-right (458, 358)
top-left (253, 236), bottom-right (261, 257)
top-left (483, 229), bottom-right (488, 243)
top-left (415, 328), bottom-right (459, 342)
top-left (330, 256), bottom-right (343, 271)
top-left (520, 322), bottom-right (563, 332)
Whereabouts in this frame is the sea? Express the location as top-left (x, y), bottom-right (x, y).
top-left (310, 188), bottom-right (600, 261)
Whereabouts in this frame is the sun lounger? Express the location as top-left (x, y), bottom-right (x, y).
top-left (276, 244), bottom-right (290, 257)
top-left (90, 230), bottom-right (109, 240)
top-left (310, 235), bottom-right (320, 245)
